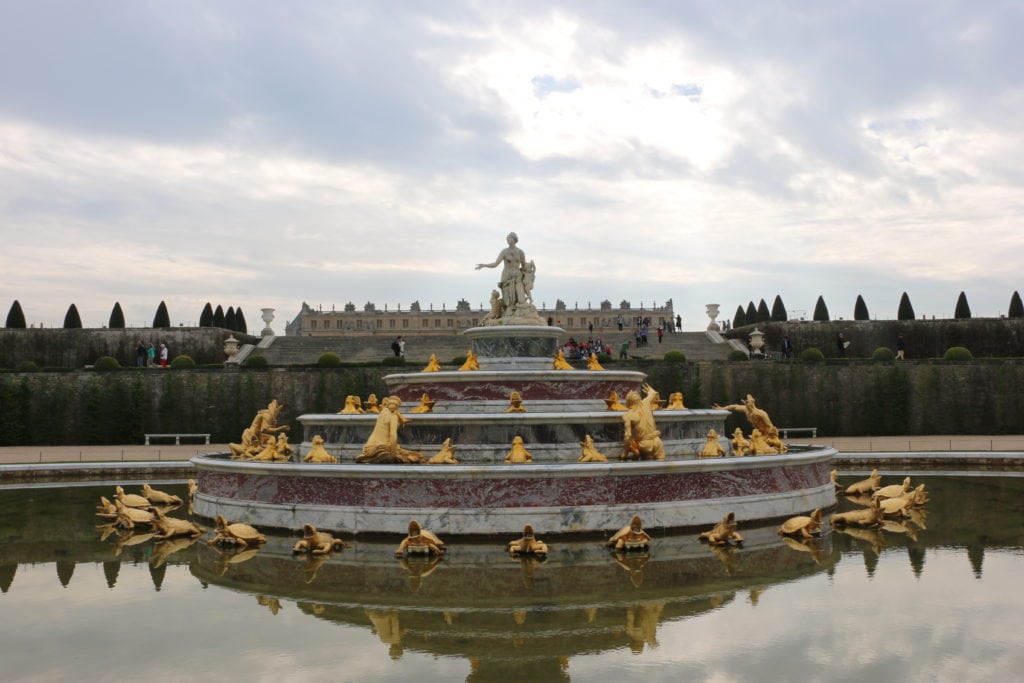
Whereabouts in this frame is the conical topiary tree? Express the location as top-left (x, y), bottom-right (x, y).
top-left (152, 301), bottom-right (171, 328)
top-left (212, 305), bottom-right (225, 328)
top-left (954, 291), bottom-right (972, 319)
top-left (770, 295), bottom-right (787, 322)
top-left (5, 300), bottom-right (26, 328)
top-left (235, 307), bottom-right (247, 334)
top-left (853, 295), bottom-right (870, 321)
top-left (898, 292), bottom-right (916, 320)
top-left (756, 299), bottom-right (771, 323)
top-left (733, 305), bottom-right (747, 328)
top-left (225, 306), bottom-right (237, 331)
top-left (63, 304), bottom-right (83, 329)
top-left (745, 301), bottom-right (757, 323)
top-left (812, 296), bottom-right (830, 321)
top-left (199, 302), bottom-right (214, 327)
top-left (1009, 291), bottom-right (1024, 319)
top-left (108, 302), bottom-right (125, 329)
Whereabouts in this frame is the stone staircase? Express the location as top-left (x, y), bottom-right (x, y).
top-left (254, 329), bottom-right (734, 365)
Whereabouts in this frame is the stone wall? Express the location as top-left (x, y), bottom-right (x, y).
top-left (1, 360), bottom-right (1022, 446)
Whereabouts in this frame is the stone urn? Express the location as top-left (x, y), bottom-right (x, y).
top-left (260, 308), bottom-right (275, 337)
top-left (705, 303), bottom-right (721, 331)
top-left (224, 335), bottom-right (240, 358)
top-left (748, 327), bottom-right (765, 356)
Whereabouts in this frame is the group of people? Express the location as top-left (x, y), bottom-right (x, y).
top-left (135, 341), bottom-right (169, 368)
top-left (562, 337), bottom-right (611, 360)
top-left (390, 336), bottom-right (406, 357)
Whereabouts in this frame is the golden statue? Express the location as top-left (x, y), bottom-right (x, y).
top-left (458, 350), bottom-right (480, 371)
top-left (394, 520), bottom-right (445, 557)
top-left (552, 349), bottom-right (573, 370)
top-left (115, 485), bottom-right (152, 509)
top-left (338, 395), bottom-right (363, 414)
top-left (664, 392), bottom-right (686, 410)
top-left (604, 390), bottom-right (626, 411)
top-left (357, 396), bottom-right (422, 464)
top-left (586, 353), bottom-right (604, 370)
top-left (730, 428), bottom-right (752, 456)
top-left (748, 428), bottom-right (778, 455)
top-left (712, 394), bottom-right (787, 454)
top-left (698, 512), bottom-right (744, 545)
top-left (95, 496), bottom-right (119, 520)
top-left (607, 515), bottom-right (651, 551)
top-left (871, 476), bottom-right (911, 500)
top-left (504, 390), bottom-right (526, 413)
top-left (830, 499), bottom-right (883, 528)
top-left (229, 399), bottom-right (291, 459)
top-left (365, 394), bottom-right (381, 413)
top-left (777, 509), bottom-right (823, 539)
top-left (292, 524), bottom-right (349, 554)
top-left (699, 429), bottom-right (725, 458)
top-left (114, 499), bottom-right (155, 530)
top-left (207, 515), bottom-right (266, 547)
top-left (276, 433), bottom-right (292, 457)
top-left (410, 392), bottom-right (436, 414)
top-left (879, 496), bottom-right (914, 518)
top-left (302, 435), bottom-right (338, 463)
top-left (252, 436), bottom-right (288, 462)
top-left (151, 507), bottom-right (204, 540)
top-left (621, 384), bottom-right (665, 461)
top-left (507, 524), bottom-right (549, 556)
top-left (844, 468), bottom-right (881, 495)
top-left (578, 434), bottom-right (609, 462)
top-left (141, 483), bottom-right (182, 506)
top-left (504, 435), bottom-right (533, 463)
top-left (422, 354), bottom-right (441, 372)
top-left (426, 438), bottom-right (459, 464)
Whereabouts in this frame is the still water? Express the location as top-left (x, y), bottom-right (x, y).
top-left (1, 474), bottom-right (1023, 682)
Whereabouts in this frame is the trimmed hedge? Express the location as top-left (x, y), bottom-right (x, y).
top-left (727, 350), bottom-right (749, 361)
top-left (94, 356), bottom-right (121, 371)
top-left (317, 352), bottom-right (342, 368)
top-left (871, 347), bottom-right (896, 361)
top-left (663, 350), bottom-right (686, 362)
top-left (799, 347), bottom-right (825, 362)
top-left (943, 346), bottom-right (973, 361)
top-left (170, 355), bottom-right (196, 369)
top-left (244, 354), bottom-right (269, 368)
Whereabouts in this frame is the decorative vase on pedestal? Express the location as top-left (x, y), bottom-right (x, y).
top-left (705, 304), bottom-right (721, 331)
top-left (260, 308), bottom-right (275, 337)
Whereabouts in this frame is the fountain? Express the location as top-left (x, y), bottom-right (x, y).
top-left (192, 235), bottom-right (836, 535)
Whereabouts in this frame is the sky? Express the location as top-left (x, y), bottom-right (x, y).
top-left (1, 1), bottom-right (1022, 332)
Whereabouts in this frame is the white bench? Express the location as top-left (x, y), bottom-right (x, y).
top-left (778, 427), bottom-right (817, 439)
top-left (144, 433), bottom-right (211, 446)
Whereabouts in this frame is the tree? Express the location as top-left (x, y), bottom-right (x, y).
top-left (733, 305), bottom-right (747, 329)
top-left (5, 300), bottom-right (26, 328)
top-left (897, 292), bottom-right (916, 321)
top-left (199, 302), bottom-right (214, 327)
top-left (756, 299), bottom-right (771, 323)
top-left (812, 296), bottom-right (830, 321)
top-left (152, 301), bottom-right (171, 328)
top-left (108, 302), bottom-right (125, 329)
top-left (225, 306), bottom-right (237, 331)
top-left (1009, 291), bottom-right (1024, 319)
top-left (954, 291), bottom-right (972, 319)
top-left (63, 304), bottom-right (83, 329)
top-left (212, 305), bottom-right (225, 328)
top-left (770, 295), bottom-right (788, 322)
top-left (853, 295), bottom-right (870, 321)
top-left (235, 308), bottom-right (248, 334)
top-left (745, 301), bottom-right (757, 323)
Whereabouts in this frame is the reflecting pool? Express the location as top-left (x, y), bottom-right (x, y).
top-left (2, 474), bottom-right (1023, 682)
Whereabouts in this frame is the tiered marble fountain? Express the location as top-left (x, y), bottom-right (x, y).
top-left (192, 234), bottom-right (835, 535)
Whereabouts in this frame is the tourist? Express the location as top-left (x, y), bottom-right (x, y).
top-left (159, 343), bottom-right (169, 368)
top-left (836, 333), bottom-right (847, 357)
top-left (657, 326), bottom-right (664, 344)
top-left (676, 314), bottom-right (682, 330)
top-left (146, 342), bottom-right (156, 367)
top-left (135, 341), bottom-right (146, 367)
top-left (398, 336), bottom-right (405, 357)
top-left (617, 315), bottom-right (624, 331)
top-left (781, 336), bottom-right (793, 359)
top-left (391, 336), bottom-right (401, 357)
top-left (896, 334), bottom-right (906, 360)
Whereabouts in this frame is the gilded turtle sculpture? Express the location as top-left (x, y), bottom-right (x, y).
top-left (777, 508), bottom-right (823, 539)
top-left (698, 512), bottom-right (744, 545)
top-left (114, 499), bottom-right (156, 530)
top-left (207, 515), bottom-right (266, 547)
top-left (115, 485), bottom-right (152, 509)
top-left (96, 496), bottom-right (119, 520)
top-left (871, 476), bottom-right (912, 500)
top-left (395, 520), bottom-right (445, 557)
top-left (141, 483), bottom-right (183, 506)
top-left (507, 524), bottom-right (549, 557)
top-left (607, 515), bottom-right (651, 551)
top-left (151, 507), bottom-right (204, 539)
top-left (844, 468), bottom-right (881, 495)
top-left (292, 524), bottom-right (349, 555)
top-left (879, 496), bottom-right (913, 518)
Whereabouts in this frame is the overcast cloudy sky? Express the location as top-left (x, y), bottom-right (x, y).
top-left (2, 1), bottom-right (1022, 332)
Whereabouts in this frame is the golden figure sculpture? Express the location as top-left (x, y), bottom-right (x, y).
top-left (302, 435), bottom-right (338, 463)
top-left (365, 394), bottom-right (381, 413)
top-left (879, 496), bottom-right (914, 518)
top-left (777, 509), bottom-right (823, 539)
top-left (730, 428), bottom-right (752, 456)
top-left (357, 396), bottom-right (423, 464)
top-left (422, 354), bottom-right (441, 372)
top-left (276, 433), bottom-right (292, 457)
top-left (207, 515), bottom-right (266, 547)
top-left (713, 394), bottom-right (787, 454)
top-left (586, 353), bottom-right (604, 370)
top-left (871, 476), bottom-right (911, 500)
top-left (748, 428), bottom-right (778, 455)
top-left (338, 395), bottom-right (363, 414)
top-left (252, 436), bottom-right (288, 462)
top-left (95, 496), bottom-right (119, 520)
top-left (621, 384), bottom-right (665, 461)
top-left (458, 350), bottom-right (480, 371)
top-left (115, 485), bottom-right (152, 510)
top-left (426, 438), bottom-right (459, 464)
top-left (700, 429), bottom-right (726, 458)
top-left (664, 392), bottom-right (686, 410)
top-left (410, 392), bottom-right (435, 414)
top-left (504, 390), bottom-right (526, 413)
top-left (230, 399), bottom-right (290, 459)
top-left (504, 435), bottom-right (533, 463)
top-left (394, 520), bottom-right (445, 557)
top-left (507, 524), bottom-right (549, 556)
top-left (292, 524), bottom-right (349, 554)
top-left (698, 512), bottom-right (744, 545)
top-left (830, 498), bottom-right (883, 528)
top-left (578, 434), bottom-right (609, 462)
top-left (141, 483), bottom-right (183, 507)
top-left (605, 391), bottom-right (627, 411)
top-left (114, 499), bottom-right (156, 530)
top-left (151, 507), bottom-right (204, 540)
top-left (552, 349), bottom-right (573, 370)
top-left (844, 468), bottom-right (881, 495)
top-left (904, 483), bottom-right (929, 506)
top-left (607, 515), bottom-right (651, 551)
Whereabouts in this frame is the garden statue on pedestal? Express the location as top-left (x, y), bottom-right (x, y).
top-left (475, 232), bottom-right (545, 325)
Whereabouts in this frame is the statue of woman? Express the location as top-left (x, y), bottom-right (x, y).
top-left (476, 232), bottom-right (527, 311)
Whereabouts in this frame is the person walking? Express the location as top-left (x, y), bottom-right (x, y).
top-left (619, 341), bottom-right (629, 359)
top-left (657, 327), bottom-right (664, 344)
top-left (135, 341), bottom-right (146, 367)
top-left (146, 342), bottom-right (156, 367)
top-left (780, 336), bottom-right (793, 359)
top-left (398, 336), bottom-right (406, 357)
top-left (391, 337), bottom-right (401, 357)
top-left (895, 334), bottom-right (906, 360)
top-left (159, 343), bottom-right (169, 368)
top-left (836, 333), bottom-right (847, 358)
